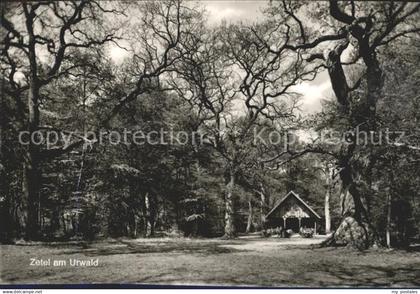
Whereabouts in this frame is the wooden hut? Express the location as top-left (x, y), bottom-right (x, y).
top-left (265, 190), bottom-right (321, 234)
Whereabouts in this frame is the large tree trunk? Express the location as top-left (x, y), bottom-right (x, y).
top-left (324, 187), bottom-right (331, 234)
top-left (321, 36), bottom-right (384, 249)
top-left (245, 199), bottom-right (253, 233)
top-left (24, 82), bottom-right (42, 240)
top-left (24, 159), bottom-right (41, 240)
top-left (142, 192), bottom-right (148, 237)
top-left (24, 19), bottom-right (42, 240)
top-left (144, 192), bottom-right (157, 237)
top-left (386, 193), bottom-right (392, 248)
top-left (129, 210), bottom-right (138, 239)
top-left (223, 168), bottom-right (236, 238)
top-left (324, 166), bottom-right (333, 234)
top-left (322, 163), bottom-right (376, 249)
top-left (258, 183), bottom-right (269, 230)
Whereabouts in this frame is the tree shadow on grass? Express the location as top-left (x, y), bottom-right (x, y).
top-left (311, 264), bottom-right (420, 287)
top-left (288, 246), bottom-right (420, 287)
top-left (54, 239), bottom-right (245, 257)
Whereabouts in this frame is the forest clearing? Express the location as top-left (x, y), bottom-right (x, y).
top-left (2, 236), bottom-right (420, 286)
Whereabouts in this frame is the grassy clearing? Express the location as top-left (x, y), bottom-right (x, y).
top-left (1, 237), bottom-right (419, 287)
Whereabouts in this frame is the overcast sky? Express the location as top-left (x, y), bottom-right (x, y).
top-left (202, 0), bottom-right (266, 25)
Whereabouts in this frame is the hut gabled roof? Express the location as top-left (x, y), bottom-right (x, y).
top-left (266, 190), bottom-right (321, 219)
